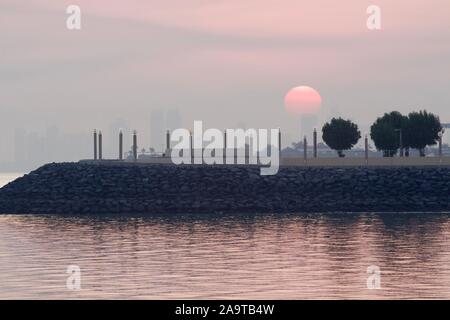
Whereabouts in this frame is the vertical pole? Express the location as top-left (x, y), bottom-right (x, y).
top-left (365, 134), bottom-right (369, 165)
top-left (119, 129), bottom-right (123, 160)
top-left (165, 129), bottom-right (170, 157)
top-left (223, 129), bottom-right (227, 165)
top-left (189, 130), bottom-right (193, 163)
top-left (303, 136), bottom-right (307, 162)
top-left (93, 129), bottom-right (97, 160)
top-left (313, 128), bottom-right (317, 158)
top-left (133, 130), bottom-right (137, 161)
top-left (278, 128), bottom-right (281, 162)
top-left (98, 131), bottom-right (102, 160)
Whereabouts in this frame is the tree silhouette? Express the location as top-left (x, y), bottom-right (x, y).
top-left (370, 111), bottom-right (408, 157)
top-left (406, 110), bottom-right (442, 156)
top-left (322, 118), bottom-right (361, 157)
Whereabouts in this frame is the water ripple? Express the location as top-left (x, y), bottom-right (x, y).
top-left (0, 213), bottom-right (450, 299)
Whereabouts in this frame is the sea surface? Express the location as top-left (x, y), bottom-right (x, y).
top-left (1, 173), bottom-right (450, 299)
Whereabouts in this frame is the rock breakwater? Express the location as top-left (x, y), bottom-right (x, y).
top-left (0, 162), bottom-right (449, 214)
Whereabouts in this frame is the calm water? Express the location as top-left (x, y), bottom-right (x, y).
top-left (1, 175), bottom-right (450, 299)
top-left (1, 213), bottom-right (450, 299)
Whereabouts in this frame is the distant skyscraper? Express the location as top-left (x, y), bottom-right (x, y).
top-left (13, 127), bottom-right (90, 171)
top-left (166, 108), bottom-right (182, 131)
top-left (45, 125), bottom-right (60, 162)
top-left (150, 109), bottom-right (165, 152)
top-left (300, 114), bottom-right (318, 140)
top-left (14, 128), bottom-right (26, 166)
top-left (150, 109), bottom-right (183, 152)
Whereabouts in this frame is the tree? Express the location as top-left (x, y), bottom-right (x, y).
top-left (370, 111), bottom-right (408, 157)
top-left (405, 110), bottom-right (442, 156)
top-left (322, 118), bottom-right (361, 157)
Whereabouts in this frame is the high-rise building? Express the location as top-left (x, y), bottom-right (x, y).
top-left (14, 128), bottom-right (26, 167)
top-left (300, 114), bottom-right (318, 140)
top-left (45, 125), bottom-right (60, 162)
top-left (166, 108), bottom-right (182, 132)
top-left (150, 109), bottom-right (165, 152)
top-left (150, 109), bottom-right (183, 152)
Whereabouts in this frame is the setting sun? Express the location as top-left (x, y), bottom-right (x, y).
top-left (284, 86), bottom-right (322, 115)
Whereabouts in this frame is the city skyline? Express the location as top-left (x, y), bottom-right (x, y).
top-left (1, 0), bottom-right (450, 169)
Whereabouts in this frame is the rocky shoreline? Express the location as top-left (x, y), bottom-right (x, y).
top-left (0, 162), bottom-right (450, 214)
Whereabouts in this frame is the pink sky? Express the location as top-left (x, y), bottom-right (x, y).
top-left (1, 0), bottom-right (450, 161)
top-left (21, 0), bottom-right (450, 36)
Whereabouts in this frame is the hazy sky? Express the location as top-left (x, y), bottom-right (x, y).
top-left (1, 0), bottom-right (450, 162)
